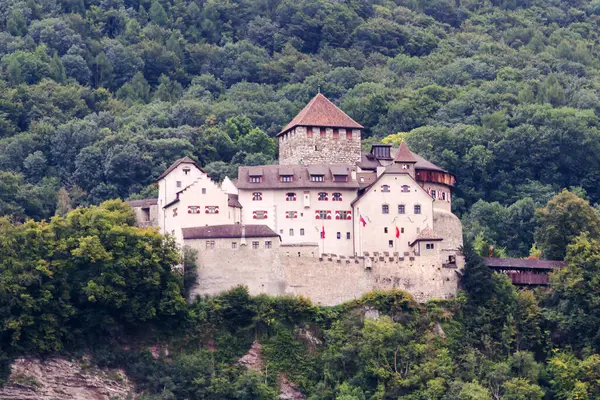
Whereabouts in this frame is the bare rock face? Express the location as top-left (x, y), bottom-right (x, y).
top-left (236, 340), bottom-right (263, 372)
top-left (279, 375), bottom-right (304, 400)
top-left (0, 357), bottom-right (135, 400)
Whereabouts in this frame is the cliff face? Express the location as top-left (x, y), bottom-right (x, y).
top-left (0, 357), bottom-right (135, 400)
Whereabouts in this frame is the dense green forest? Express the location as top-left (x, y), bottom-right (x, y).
top-left (4, 0), bottom-right (600, 398)
top-left (2, 200), bottom-right (600, 399)
top-left (3, 0), bottom-right (600, 256)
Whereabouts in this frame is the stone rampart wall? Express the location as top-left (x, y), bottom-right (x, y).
top-left (188, 242), bottom-right (462, 305)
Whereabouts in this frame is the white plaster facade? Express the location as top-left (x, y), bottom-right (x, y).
top-left (352, 172), bottom-right (435, 256)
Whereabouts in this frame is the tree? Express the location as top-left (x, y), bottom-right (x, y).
top-left (534, 190), bottom-right (600, 260)
top-left (149, 0), bottom-right (168, 26)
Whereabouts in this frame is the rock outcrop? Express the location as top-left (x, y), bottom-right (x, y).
top-left (0, 357), bottom-right (135, 400)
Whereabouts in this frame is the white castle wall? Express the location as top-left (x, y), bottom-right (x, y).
top-left (187, 238), bottom-right (463, 305)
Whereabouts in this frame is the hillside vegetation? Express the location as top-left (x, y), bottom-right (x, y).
top-left (3, 0), bottom-right (600, 256)
top-left (2, 201), bottom-right (600, 398)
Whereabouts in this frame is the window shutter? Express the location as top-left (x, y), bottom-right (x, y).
top-left (215, 206), bottom-right (219, 214)
top-left (335, 211), bottom-right (340, 220)
top-left (347, 210), bottom-right (352, 220)
top-left (253, 211), bottom-right (257, 219)
top-left (315, 210), bottom-right (320, 219)
top-left (326, 210), bottom-right (332, 220)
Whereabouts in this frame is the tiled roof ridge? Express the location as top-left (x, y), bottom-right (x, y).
top-left (278, 93), bottom-right (363, 136)
top-left (393, 141), bottom-right (417, 163)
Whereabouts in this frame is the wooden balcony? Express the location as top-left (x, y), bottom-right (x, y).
top-left (504, 272), bottom-right (549, 286)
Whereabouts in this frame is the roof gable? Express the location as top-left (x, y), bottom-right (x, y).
top-left (278, 93), bottom-right (363, 136)
top-left (156, 156), bottom-right (204, 181)
top-left (393, 141), bottom-right (417, 163)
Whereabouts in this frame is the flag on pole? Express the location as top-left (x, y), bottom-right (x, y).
top-left (359, 215), bottom-right (367, 227)
top-left (395, 226), bottom-right (400, 238)
top-left (321, 223), bottom-right (325, 239)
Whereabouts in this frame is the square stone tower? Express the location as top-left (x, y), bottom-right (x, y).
top-left (278, 93), bottom-right (363, 165)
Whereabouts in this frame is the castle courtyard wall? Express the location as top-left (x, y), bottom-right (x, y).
top-left (187, 239), bottom-right (462, 305)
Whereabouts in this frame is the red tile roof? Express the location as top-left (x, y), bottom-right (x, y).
top-left (393, 141), bottom-right (417, 163)
top-left (277, 93), bottom-right (363, 136)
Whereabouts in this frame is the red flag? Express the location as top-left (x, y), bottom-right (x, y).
top-left (321, 224), bottom-right (325, 239)
top-left (359, 215), bottom-right (367, 227)
top-left (395, 226), bottom-right (400, 238)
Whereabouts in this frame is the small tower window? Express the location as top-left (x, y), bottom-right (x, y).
top-left (381, 185), bottom-right (390, 193)
top-left (401, 185), bottom-right (410, 192)
top-left (414, 205), bottom-right (421, 214)
top-left (382, 204), bottom-right (389, 214)
top-left (431, 189), bottom-right (437, 199)
top-left (398, 205), bottom-right (405, 214)
top-left (176, 181), bottom-right (182, 188)
top-left (183, 167), bottom-right (190, 175)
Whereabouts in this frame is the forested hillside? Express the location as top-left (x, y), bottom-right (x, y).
top-left (3, 201), bottom-right (600, 399)
top-left (3, 0), bottom-right (600, 244)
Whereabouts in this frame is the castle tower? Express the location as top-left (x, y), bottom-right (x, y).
top-left (392, 141), bottom-right (417, 179)
top-left (277, 93), bottom-right (363, 165)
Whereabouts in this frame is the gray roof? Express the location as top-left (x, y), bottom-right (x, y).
top-left (127, 198), bottom-right (157, 207)
top-left (483, 258), bottom-right (565, 270)
top-left (330, 165), bottom-right (350, 175)
top-left (248, 166), bottom-right (264, 176)
top-left (360, 148), bottom-right (449, 174)
top-left (409, 228), bottom-right (443, 247)
top-left (307, 165), bottom-right (328, 175)
top-left (156, 157), bottom-right (203, 181)
top-left (228, 194), bottom-right (242, 209)
top-left (182, 224), bottom-right (279, 239)
top-left (237, 164), bottom-right (359, 190)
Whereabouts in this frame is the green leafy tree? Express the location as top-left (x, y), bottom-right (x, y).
top-left (534, 190), bottom-right (600, 260)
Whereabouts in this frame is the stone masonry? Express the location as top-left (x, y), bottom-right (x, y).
top-left (278, 127), bottom-right (362, 166)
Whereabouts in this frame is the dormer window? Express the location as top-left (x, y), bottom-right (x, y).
top-left (280, 175), bottom-right (293, 182)
top-left (311, 175), bottom-right (324, 182)
top-left (333, 175), bottom-right (348, 182)
top-left (250, 176), bottom-right (261, 183)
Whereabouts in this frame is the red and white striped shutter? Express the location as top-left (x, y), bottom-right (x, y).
top-left (264, 211), bottom-right (268, 219)
top-left (325, 193), bottom-right (328, 201)
top-left (347, 210), bottom-right (352, 220)
top-left (293, 193), bottom-right (297, 201)
top-left (188, 206), bottom-right (192, 214)
top-left (339, 193), bottom-right (343, 201)
top-left (253, 211), bottom-right (257, 219)
top-left (215, 206), bottom-right (219, 214)
top-left (326, 210), bottom-right (332, 220)
top-left (315, 210), bottom-right (320, 219)
top-left (294, 211), bottom-right (298, 219)
top-left (205, 206), bottom-right (209, 214)
top-left (335, 211), bottom-right (340, 220)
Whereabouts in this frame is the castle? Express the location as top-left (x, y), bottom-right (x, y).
top-left (130, 93), bottom-right (464, 305)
